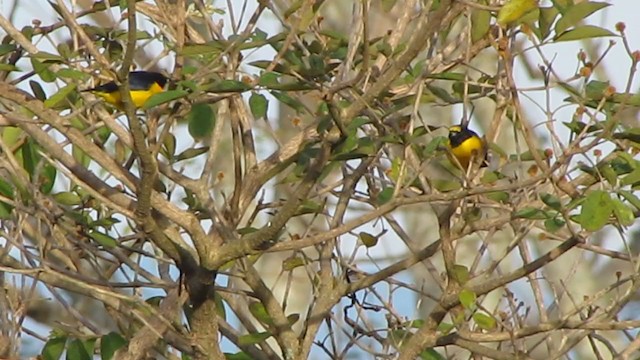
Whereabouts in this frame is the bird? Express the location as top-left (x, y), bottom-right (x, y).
top-left (447, 125), bottom-right (488, 169)
top-left (83, 71), bottom-right (168, 109)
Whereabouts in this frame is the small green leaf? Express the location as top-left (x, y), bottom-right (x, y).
top-left (420, 348), bottom-right (446, 360)
top-left (544, 218), bottom-right (565, 232)
top-left (554, 1), bottom-right (610, 34)
top-left (497, 0), bottom-right (538, 27)
top-left (249, 302), bottom-right (274, 327)
top-left (579, 190), bottom-right (613, 231)
top-left (175, 147), bottom-right (209, 162)
top-left (377, 187), bottom-right (394, 205)
top-left (296, 199), bottom-right (324, 215)
top-left (451, 264), bottom-right (470, 284)
top-left (270, 90), bottom-right (304, 113)
top-left (44, 84), bottom-right (76, 108)
top-left (31, 58), bottom-right (56, 82)
top-left (282, 256), bottom-right (305, 271)
top-left (249, 92), bottom-right (268, 119)
top-left (540, 192), bottom-right (562, 210)
top-left (538, 6), bottom-right (560, 39)
top-left (471, 5), bottom-right (491, 42)
top-left (486, 191), bottom-right (510, 203)
top-left (53, 192), bottom-right (82, 206)
top-left (0, 43), bottom-right (17, 57)
top-left (101, 332), bottom-right (126, 360)
top-left (224, 352), bottom-right (254, 360)
top-left (66, 338), bottom-right (91, 360)
top-left (611, 198), bottom-right (635, 227)
top-left (162, 133), bottom-right (177, 159)
top-left (141, 89), bottom-right (189, 109)
top-left (473, 312), bottom-right (497, 330)
top-left (88, 231), bottom-right (118, 248)
top-left (30, 80), bottom-right (47, 101)
top-left (206, 80), bottom-right (251, 93)
top-left (188, 104), bottom-right (215, 140)
top-left (555, 25), bottom-right (616, 42)
top-left (238, 332), bottom-right (272, 346)
top-left (619, 190), bottom-right (640, 211)
top-left (180, 42), bottom-right (226, 57)
top-left (42, 336), bottom-right (66, 360)
top-left (513, 207), bottom-right (549, 220)
top-left (359, 232), bottom-right (379, 248)
top-left (621, 166), bottom-right (640, 186)
top-left (459, 289), bottom-right (476, 309)
top-left (0, 63), bottom-right (19, 72)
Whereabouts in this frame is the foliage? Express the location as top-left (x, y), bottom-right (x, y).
top-left (0, 0), bottom-right (639, 359)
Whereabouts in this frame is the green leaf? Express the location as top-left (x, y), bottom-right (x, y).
top-left (31, 58), bottom-right (56, 82)
top-left (540, 193), bottom-right (562, 210)
top-left (141, 89), bottom-right (189, 109)
top-left (44, 84), bottom-right (76, 108)
top-left (451, 264), bottom-right (470, 284)
top-left (459, 289), bottom-right (476, 309)
top-left (538, 6), bottom-right (560, 39)
top-left (88, 231), bottom-right (118, 248)
top-left (57, 68), bottom-right (88, 80)
top-left (40, 164), bottom-right (57, 194)
top-left (420, 349), bottom-right (446, 360)
top-left (162, 133), bottom-right (177, 159)
top-left (621, 166), bottom-right (640, 186)
top-left (0, 63), bottom-right (19, 72)
top-left (359, 232), bottom-right (379, 248)
top-left (473, 312), bottom-right (496, 330)
top-left (66, 338), bottom-right (91, 360)
top-left (30, 80), bottom-right (47, 101)
top-left (513, 207), bottom-right (549, 220)
top-left (42, 336), bottom-right (66, 360)
top-left (238, 331), bottom-right (272, 346)
top-left (188, 104), bottom-right (215, 140)
top-left (206, 80), bottom-right (251, 93)
top-left (544, 218), bottom-right (565, 232)
top-left (32, 51), bottom-right (65, 62)
top-left (224, 352), bottom-right (254, 360)
top-left (377, 187), bottom-right (394, 205)
top-left (175, 147), bottom-right (209, 162)
top-left (619, 190), bottom-right (640, 211)
top-left (270, 90), bottom-right (304, 113)
top-left (381, 0), bottom-right (397, 12)
top-left (296, 199), bottom-right (324, 215)
top-left (248, 302), bottom-right (274, 327)
top-left (180, 42), bottom-right (226, 57)
top-left (611, 198), bottom-right (635, 227)
top-left (554, 1), bottom-right (610, 34)
top-left (579, 190), bottom-right (613, 231)
top-left (258, 72), bottom-right (280, 86)
top-left (555, 25), bottom-right (616, 42)
top-left (497, 0), bottom-right (538, 27)
top-left (282, 256), bottom-right (305, 271)
top-left (0, 43), bottom-right (17, 57)
top-left (486, 191), bottom-right (510, 203)
top-left (100, 331), bottom-right (127, 360)
top-left (471, 6), bottom-right (491, 42)
top-left (249, 93), bottom-right (268, 119)
top-left (613, 128), bottom-right (640, 143)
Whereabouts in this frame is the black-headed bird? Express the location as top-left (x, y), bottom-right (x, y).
top-left (447, 125), bottom-right (488, 169)
top-left (83, 71), bottom-right (168, 109)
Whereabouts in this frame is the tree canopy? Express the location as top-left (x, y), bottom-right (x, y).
top-left (0, 0), bottom-right (640, 359)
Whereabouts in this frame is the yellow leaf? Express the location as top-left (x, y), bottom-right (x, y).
top-left (497, 0), bottom-right (538, 27)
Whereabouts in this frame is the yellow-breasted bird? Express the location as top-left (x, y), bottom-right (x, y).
top-left (83, 71), bottom-right (168, 109)
top-left (448, 125), bottom-right (488, 169)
